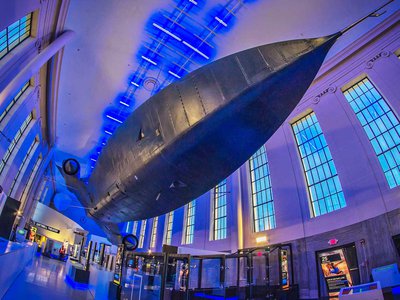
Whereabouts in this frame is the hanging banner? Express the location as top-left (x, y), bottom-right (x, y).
top-left (319, 249), bottom-right (353, 297)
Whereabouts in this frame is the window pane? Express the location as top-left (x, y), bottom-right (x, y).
top-left (213, 179), bottom-right (228, 240)
top-left (150, 217), bottom-right (158, 248)
top-left (343, 78), bottom-right (400, 189)
top-left (0, 112), bottom-right (33, 175)
top-left (0, 13), bottom-right (32, 61)
top-left (184, 201), bottom-right (196, 244)
top-left (292, 112), bottom-right (346, 217)
top-left (249, 146), bottom-right (276, 232)
top-left (138, 220), bottom-right (147, 248)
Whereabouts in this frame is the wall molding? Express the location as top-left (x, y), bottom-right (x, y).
top-left (365, 50), bottom-right (391, 69)
top-left (313, 85), bottom-right (337, 104)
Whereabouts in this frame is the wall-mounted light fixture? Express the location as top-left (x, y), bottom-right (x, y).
top-left (256, 236), bottom-right (267, 244)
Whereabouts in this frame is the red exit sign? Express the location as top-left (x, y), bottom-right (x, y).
top-left (328, 239), bottom-right (338, 246)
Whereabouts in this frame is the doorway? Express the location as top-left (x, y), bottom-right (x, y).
top-left (316, 243), bottom-right (360, 298)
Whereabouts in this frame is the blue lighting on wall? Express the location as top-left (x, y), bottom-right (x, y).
top-left (88, 0), bottom-right (259, 172)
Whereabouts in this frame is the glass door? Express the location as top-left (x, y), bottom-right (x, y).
top-left (123, 253), bottom-right (164, 300)
top-left (193, 255), bottom-right (225, 298)
top-left (163, 254), bottom-right (190, 300)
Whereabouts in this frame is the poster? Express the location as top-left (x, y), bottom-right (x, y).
top-left (319, 249), bottom-right (352, 297)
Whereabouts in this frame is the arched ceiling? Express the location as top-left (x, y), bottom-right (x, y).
top-left (55, 0), bottom-right (398, 176)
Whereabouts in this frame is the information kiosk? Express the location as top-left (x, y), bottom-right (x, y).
top-left (339, 282), bottom-right (384, 300)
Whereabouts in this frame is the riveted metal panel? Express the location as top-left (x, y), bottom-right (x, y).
top-left (211, 56), bottom-right (249, 102)
top-left (235, 47), bottom-right (272, 85)
top-left (190, 66), bottom-right (225, 114)
top-left (175, 76), bottom-right (206, 126)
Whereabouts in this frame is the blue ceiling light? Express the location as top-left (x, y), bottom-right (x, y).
top-left (141, 55), bottom-right (158, 66)
top-left (214, 16), bottom-right (227, 27)
top-left (106, 114), bottom-right (123, 124)
top-left (119, 100), bottom-right (130, 107)
top-left (168, 70), bottom-right (181, 79)
top-left (130, 81), bottom-right (140, 87)
top-left (152, 22), bottom-right (182, 41)
top-left (189, 0), bottom-right (198, 5)
top-left (90, 158), bottom-right (97, 162)
top-left (182, 40), bottom-right (209, 59)
top-left (104, 130), bottom-right (113, 135)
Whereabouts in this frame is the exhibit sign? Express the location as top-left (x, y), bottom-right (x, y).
top-left (319, 249), bottom-right (353, 297)
top-left (113, 244), bottom-right (125, 285)
top-left (34, 221), bottom-right (60, 233)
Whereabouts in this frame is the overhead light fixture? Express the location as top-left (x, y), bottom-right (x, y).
top-left (102, 142), bottom-right (106, 146)
top-left (215, 16), bottom-right (227, 27)
top-left (182, 41), bottom-right (209, 59)
top-left (153, 23), bottom-right (182, 41)
top-left (141, 55), bottom-right (157, 66)
top-left (104, 130), bottom-right (113, 135)
top-left (168, 70), bottom-right (181, 79)
top-left (256, 236), bottom-right (267, 244)
top-left (106, 115), bottom-right (123, 124)
top-left (131, 81), bottom-right (139, 87)
top-left (119, 101), bottom-right (130, 107)
top-left (189, 0), bottom-right (197, 4)
top-left (91, 158), bottom-right (97, 162)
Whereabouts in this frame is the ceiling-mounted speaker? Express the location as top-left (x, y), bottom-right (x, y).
top-left (62, 158), bottom-right (80, 176)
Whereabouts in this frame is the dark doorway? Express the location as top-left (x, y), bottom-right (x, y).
top-left (0, 197), bottom-right (20, 239)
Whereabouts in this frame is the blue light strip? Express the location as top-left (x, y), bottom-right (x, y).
top-left (104, 130), bottom-right (113, 135)
top-left (153, 23), bottom-right (182, 41)
top-left (119, 101), bottom-right (130, 107)
top-left (141, 55), bottom-right (157, 66)
top-left (215, 16), bottom-right (227, 27)
top-left (168, 70), bottom-right (181, 79)
top-left (106, 115), bottom-right (123, 124)
top-left (182, 41), bottom-right (209, 59)
top-left (131, 81), bottom-right (140, 87)
top-left (65, 274), bottom-right (90, 290)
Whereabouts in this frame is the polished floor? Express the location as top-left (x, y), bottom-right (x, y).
top-left (3, 255), bottom-right (94, 300)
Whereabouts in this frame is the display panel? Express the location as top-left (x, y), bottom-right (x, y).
top-left (318, 249), bottom-right (353, 297)
top-left (280, 249), bottom-right (289, 288)
top-left (113, 244), bottom-right (125, 285)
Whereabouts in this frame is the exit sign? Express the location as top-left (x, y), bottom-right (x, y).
top-left (328, 239), bottom-right (338, 246)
